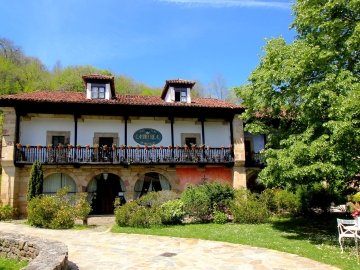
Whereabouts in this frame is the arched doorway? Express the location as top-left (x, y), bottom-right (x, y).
top-left (43, 173), bottom-right (77, 195)
top-left (87, 173), bottom-right (126, 214)
top-left (134, 172), bottom-right (171, 199)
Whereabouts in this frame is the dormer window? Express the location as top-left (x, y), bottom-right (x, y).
top-left (175, 88), bottom-right (187, 102)
top-left (91, 85), bottom-right (105, 99)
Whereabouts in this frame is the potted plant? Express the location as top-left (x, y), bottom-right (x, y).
top-left (93, 144), bottom-right (99, 149)
top-left (199, 144), bottom-right (204, 150)
top-left (151, 144), bottom-right (156, 150)
top-left (221, 145), bottom-right (225, 150)
top-left (206, 144), bottom-right (211, 150)
top-left (26, 144), bottom-right (31, 150)
top-left (228, 144), bottom-right (233, 149)
top-left (112, 143), bottom-right (117, 150)
top-left (58, 143), bottom-right (63, 150)
top-left (127, 145), bottom-right (132, 149)
top-left (37, 143), bottom-right (42, 150)
top-left (120, 144), bottom-right (125, 149)
top-left (85, 144), bottom-right (90, 149)
top-left (16, 143), bottom-right (22, 149)
top-left (47, 144), bottom-right (53, 149)
top-left (175, 144), bottom-right (180, 150)
top-left (67, 144), bottom-right (73, 150)
top-left (159, 145), bottom-right (164, 150)
top-left (136, 144), bottom-right (140, 150)
top-left (184, 144), bottom-right (189, 150)
top-left (76, 144), bottom-right (81, 150)
top-left (190, 143), bottom-right (196, 150)
top-left (103, 145), bottom-right (108, 150)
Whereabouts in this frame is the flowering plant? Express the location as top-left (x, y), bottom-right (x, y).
top-left (351, 209), bottom-right (360, 217)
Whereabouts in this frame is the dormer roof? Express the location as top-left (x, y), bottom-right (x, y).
top-left (161, 79), bottom-right (196, 100)
top-left (82, 74), bottom-right (116, 97)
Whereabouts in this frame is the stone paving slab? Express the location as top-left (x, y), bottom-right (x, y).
top-left (0, 221), bottom-right (340, 270)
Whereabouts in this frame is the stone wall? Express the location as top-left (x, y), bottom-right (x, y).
top-left (0, 232), bottom-right (68, 270)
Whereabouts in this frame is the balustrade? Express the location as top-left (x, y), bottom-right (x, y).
top-left (15, 146), bottom-right (236, 165)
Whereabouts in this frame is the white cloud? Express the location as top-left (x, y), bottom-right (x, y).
top-left (157, 0), bottom-right (291, 9)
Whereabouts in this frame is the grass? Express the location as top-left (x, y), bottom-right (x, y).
top-left (0, 257), bottom-right (28, 270)
top-left (111, 214), bottom-right (360, 270)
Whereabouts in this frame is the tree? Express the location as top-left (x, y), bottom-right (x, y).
top-left (27, 162), bottom-right (43, 202)
top-left (206, 73), bottom-right (229, 100)
top-left (191, 79), bottom-right (205, 98)
top-left (235, 0), bottom-right (360, 188)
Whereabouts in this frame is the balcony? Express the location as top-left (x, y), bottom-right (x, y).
top-left (245, 152), bottom-right (266, 167)
top-left (15, 146), bottom-right (235, 167)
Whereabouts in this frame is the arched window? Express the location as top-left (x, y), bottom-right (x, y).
top-left (134, 172), bottom-right (170, 199)
top-left (43, 173), bottom-right (76, 196)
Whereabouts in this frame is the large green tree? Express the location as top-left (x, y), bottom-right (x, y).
top-left (235, 0), bottom-right (360, 188)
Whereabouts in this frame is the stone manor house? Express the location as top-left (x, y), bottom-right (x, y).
top-left (0, 74), bottom-right (266, 215)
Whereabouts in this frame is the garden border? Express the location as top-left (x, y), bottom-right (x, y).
top-left (0, 232), bottom-right (68, 270)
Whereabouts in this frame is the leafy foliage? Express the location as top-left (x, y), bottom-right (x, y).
top-left (235, 0), bottom-right (360, 188)
top-left (27, 186), bottom-right (91, 229)
top-left (230, 189), bottom-right (272, 224)
top-left (159, 199), bottom-right (185, 225)
top-left (26, 162), bottom-right (43, 202)
top-left (0, 203), bottom-right (17, 221)
top-left (181, 184), bottom-right (212, 222)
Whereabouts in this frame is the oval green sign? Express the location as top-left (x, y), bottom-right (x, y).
top-left (133, 128), bottom-right (162, 145)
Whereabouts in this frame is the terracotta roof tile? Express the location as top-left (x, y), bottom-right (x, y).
top-left (0, 90), bottom-right (244, 109)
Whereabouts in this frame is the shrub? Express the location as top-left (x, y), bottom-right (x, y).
top-left (50, 205), bottom-right (75, 229)
top-left (27, 186), bottom-right (91, 229)
top-left (199, 181), bottom-right (235, 212)
top-left (115, 201), bottom-right (139, 226)
top-left (181, 184), bottom-right (212, 222)
top-left (157, 190), bottom-right (180, 205)
top-left (159, 199), bottom-right (185, 224)
top-left (230, 189), bottom-right (272, 224)
top-left (296, 183), bottom-right (338, 215)
top-left (273, 189), bottom-right (300, 216)
top-left (27, 196), bottom-right (59, 228)
top-left (213, 210), bottom-right (228, 224)
top-left (115, 192), bottom-right (163, 227)
top-left (0, 203), bottom-right (17, 221)
top-left (75, 193), bottom-right (92, 221)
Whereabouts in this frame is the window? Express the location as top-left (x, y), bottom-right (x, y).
top-left (174, 88), bottom-right (187, 102)
top-left (134, 173), bottom-right (171, 199)
top-left (91, 85), bottom-right (105, 99)
top-left (43, 173), bottom-right (76, 196)
top-left (185, 137), bottom-right (196, 146)
top-left (52, 136), bottom-right (65, 147)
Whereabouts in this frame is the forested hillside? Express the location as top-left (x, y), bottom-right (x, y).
top-left (0, 37), bottom-right (241, 102)
top-left (0, 38), bottom-right (162, 96)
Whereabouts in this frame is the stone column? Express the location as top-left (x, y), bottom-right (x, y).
top-left (0, 107), bottom-right (20, 207)
top-left (124, 191), bottom-right (135, 202)
top-left (232, 114), bottom-right (247, 189)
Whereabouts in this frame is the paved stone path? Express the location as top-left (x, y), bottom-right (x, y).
top-left (0, 217), bottom-right (339, 270)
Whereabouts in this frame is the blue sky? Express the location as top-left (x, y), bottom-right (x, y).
top-left (1, 0), bottom-right (295, 89)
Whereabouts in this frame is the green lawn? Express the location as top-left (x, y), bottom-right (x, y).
top-left (0, 257), bottom-right (28, 270)
top-left (111, 214), bottom-right (360, 270)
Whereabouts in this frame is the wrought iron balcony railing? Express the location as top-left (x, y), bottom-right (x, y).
top-left (15, 146), bottom-right (235, 166)
top-left (245, 152), bottom-right (267, 167)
